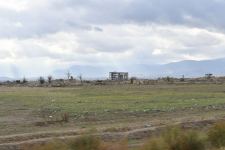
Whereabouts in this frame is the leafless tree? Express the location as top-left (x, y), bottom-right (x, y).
top-left (66, 71), bottom-right (71, 80)
top-left (180, 75), bottom-right (185, 82)
top-left (78, 74), bottom-right (83, 83)
top-left (48, 75), bottom-right (53, 84)
top-left (22, 77), bottom-right (27, 83)
top-left (70, 76), bottom-right (74, 80)
top-left (205, 73), bottom-right (213, 79)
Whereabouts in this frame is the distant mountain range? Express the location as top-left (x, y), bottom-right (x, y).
top-left (1, 58), bottom-right (225, 81)
top-left (54, 58), bottom-right (225, 79)
top-left (0, 77), bottom-right (13, 81)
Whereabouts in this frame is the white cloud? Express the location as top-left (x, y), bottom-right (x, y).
top-left (152, 49), bottom-right (163, 55)
top-left (1, 24), bottom-right (225, 77)
top-left (0, 0), bottom-right (28, 11)
top-left (0, 0), bottom-right (50, 12)
top-left (1, 0), bottom-right (225, 77)
top-left (14, 22), bottom-right (23, 28)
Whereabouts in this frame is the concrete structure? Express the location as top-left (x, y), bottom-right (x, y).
top-left (109, 72), bottom-right (129, 80)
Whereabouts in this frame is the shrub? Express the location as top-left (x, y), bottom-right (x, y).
top-left (23, 141), bottom-right (69, 150)
top-left (22, 77), bottom-right (28, 83)
top-left (140, 137), bottom-right (168, 150)
top-left (141, 127), bottom-right (204, 150)
top-left (26, 136), bottom-right (129, 150)
top-left (101, 139), bottom-right (128, 150)
top-left (162, 127), bottom-right (181, 150)
top-left (208, 121), bottom-right (225, 148)
top-left (15, 80), bottom-right (21, 84)
top-left (61, 113), bottom-right (69, 123)
top-left (48, 75), bottom-right (53, 84)
top-left (177, 131), bottom-right (205, 150)
top-left (163, 127), bottom-right (204, 150)
top-left (69, 135), bottom-right (102, 150)
top-left (39, 77), bottom-right (45, 85)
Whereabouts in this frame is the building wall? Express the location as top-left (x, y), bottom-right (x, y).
top-left (109, 72), bottom-right (128, 80)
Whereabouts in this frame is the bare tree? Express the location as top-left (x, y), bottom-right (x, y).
top-left (48, 75), bottom-right (53, 84)
top-left (22, 77), bottom-right (27, 84)
top-left (180, 75), bottom-right (185, 82)
top-left (205, 73), bottom-right (213, 79)
top-left (66, 71), bottom-right (71, 80)
top-left (78, 74), bottom-right (83, 83)
top-left (70, 76), bottom-right (74, 80)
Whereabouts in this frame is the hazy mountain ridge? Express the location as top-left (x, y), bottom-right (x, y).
top-left (0, 77), bottom-right (13, 81)
top-left (54, 58), bottom-right (225, 78)
top-left (2, 58), bottom-right (225, 80)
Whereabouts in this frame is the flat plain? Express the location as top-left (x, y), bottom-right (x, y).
top-left (1, 84), bottom-right (225, 148)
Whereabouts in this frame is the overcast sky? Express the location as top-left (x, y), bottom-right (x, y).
top-left (1, 0), bottom-right (225, 77)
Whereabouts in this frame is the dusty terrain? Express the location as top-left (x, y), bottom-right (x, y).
top-left (1, 84), bottom-right (225, 149)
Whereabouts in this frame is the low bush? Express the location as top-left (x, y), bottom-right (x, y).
top-left (208, 121), bottom-right (225, 148)
top-left (69, 135), bottom-right (102, 150)
top-left (141, 127), bottom-right (205, 150)
top-left (23, 141), bottom-right (68, 150)
top-left (140, 137), bottom-right (167, 150)
top-left (101, 139), bottom-right (128, 150)
top-left (39, 77), bottom-right (45, 85)
top-left (24, 135), bottom-right (128, 150)
top-left (177, 130), bottom-right (205, 150)
top-left (163, 127), bottom-right (205, 150)
top-left (61, 113), bottom-right (69, 123)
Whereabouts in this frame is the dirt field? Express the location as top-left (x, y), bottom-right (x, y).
top-left (1, 84), bottom-right (225, 149)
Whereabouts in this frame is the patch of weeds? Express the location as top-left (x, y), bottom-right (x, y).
top-left (104, 126), bottom-right (131, 132)
top-left (208, 121), bottom-right (225, 148)
top-left (140, 127), bottom-right (205, 150)
top-left (140, 137), bottom-right (167, 150)
top-left (69, 135), bottom-right (102, 150)
top-left (22, 140), bottom-right (69, 150)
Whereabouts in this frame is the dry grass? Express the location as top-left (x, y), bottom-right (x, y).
top-left (140, 127), bottom-right (205, 150)
top-left (22, 127), bottom-right (207, 150)
top-left (23, 140), bottom-right (69, 150)
top-left (22, 135), bottom-right (128, 150)
top-left (2, 84), bottom-right (225, 136)
top-left (140, 137), bottom-right (167, 150)
top-left (208, 121), bottom-right (225, 148)
top-left (101, 139), bottom-right (128, 150)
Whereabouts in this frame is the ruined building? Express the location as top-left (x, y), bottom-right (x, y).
top-left (109, 72), bottom-right (129, 80)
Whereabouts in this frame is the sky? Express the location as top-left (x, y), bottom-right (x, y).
top-left (1, 0), bottom-right (225, 78)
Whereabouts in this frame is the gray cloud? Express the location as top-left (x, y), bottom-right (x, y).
top-left (1, 0), bottom-right (225, 38)
top-left (59, 0), bottom-right (225, 29)
top-left (1, 0), bottom-right (225, 77)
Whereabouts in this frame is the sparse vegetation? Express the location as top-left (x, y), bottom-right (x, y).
top-left (48, 75), bottom-right (53, 84)
top-left (15, 80), bottom-right (21, 84)
top-left (69, 135), bottom-right (102, 150)
top-left (78, 74), bottom-right (83, 83)
top-left (23, 140), bottom-right (69, 150)
top-left (140, 127), bottom-right (205, 150)
top-left (180, 75), bottom-right (185, 82)
top-left (205, 73), bottom-right (213, 79)
top-left (39, 76), bottom-right (45, 84)
top-left (141, 138), bottom-right (167, 150)
top-left (162, 127), bottom-right (204, 150)
top-left (208, 121), bottom-right (225, 148)
top-left (1, 84), bottom-right (225, 149)
top-left (22, 126), bottom-right (225, 150)
top-left (23, 135), bottom-right (128, 150)
top-left (66, 71), bottom-right (71, 80)
top-left (61, 112), bottom-right (69, 123)
top-left (23, 77), bottom-right (28, 84)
